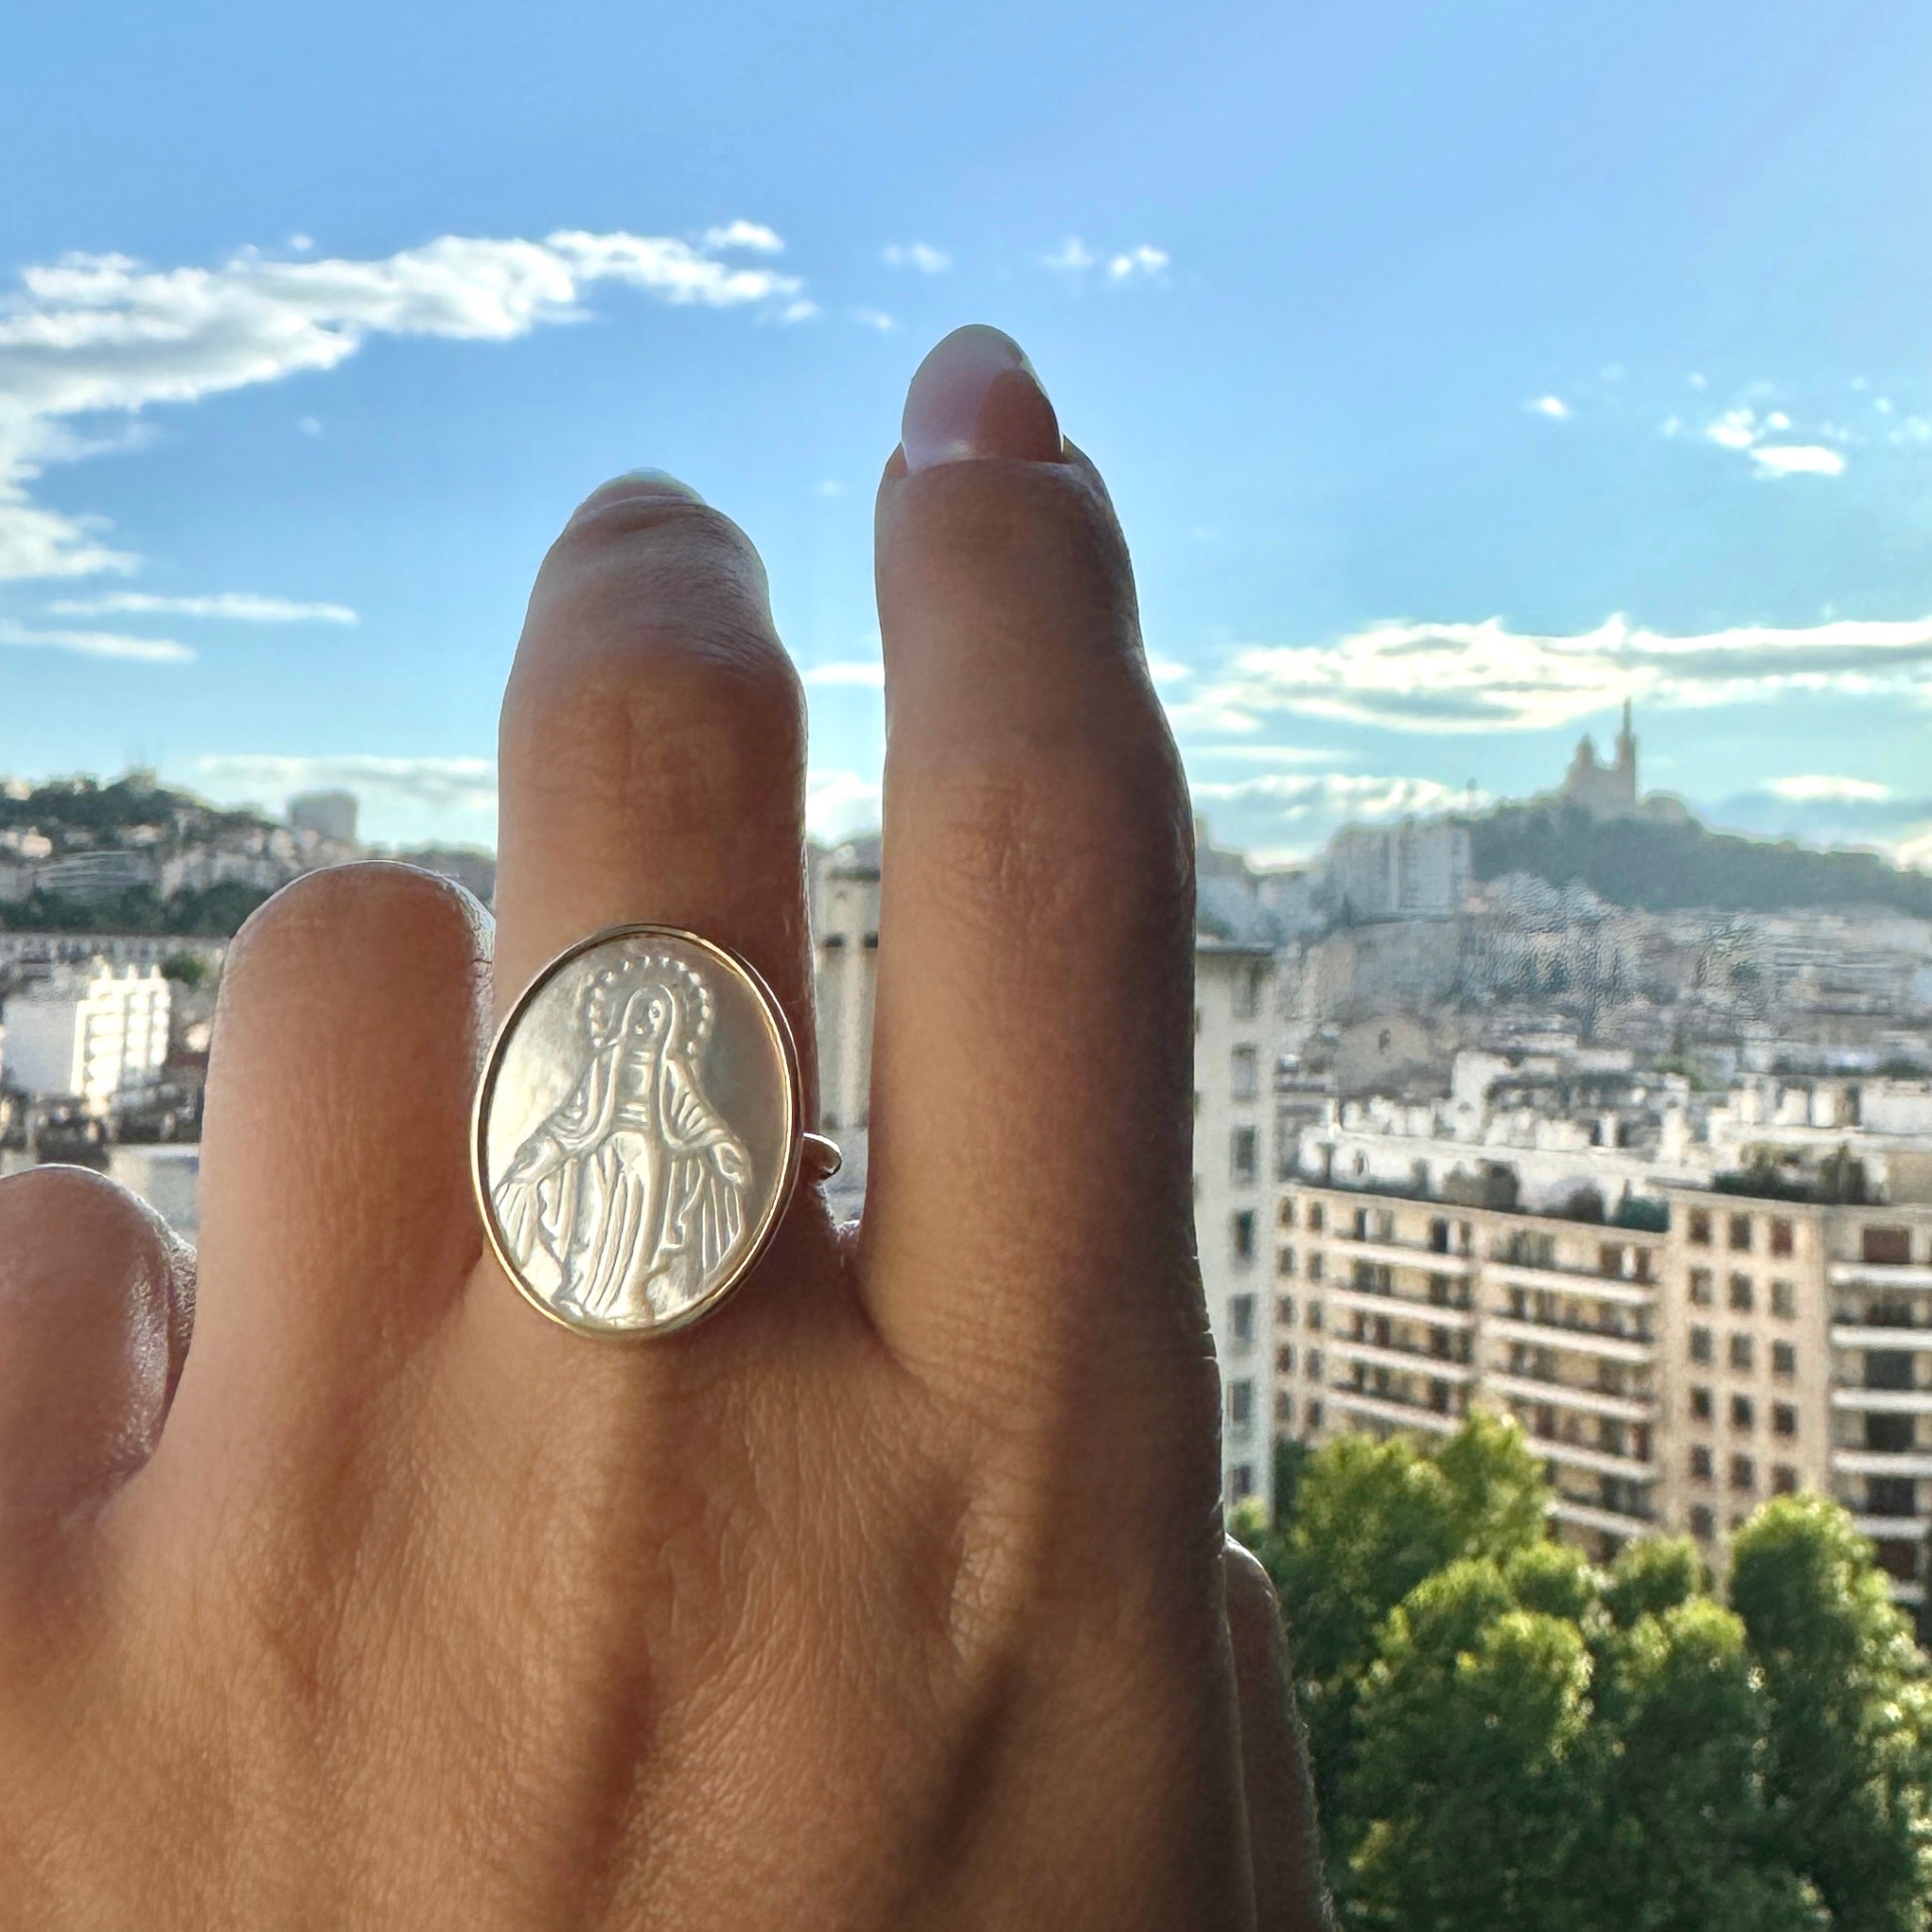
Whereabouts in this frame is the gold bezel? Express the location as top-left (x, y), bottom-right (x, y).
top-left (470, 922), bottom-right (802, 1341)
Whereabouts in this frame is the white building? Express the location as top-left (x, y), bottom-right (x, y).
top-left (1, 962), bottom-right (170, 1106)
top-left (1327, 817), bottom-right (1472, 922)
top-left (1195, 860), bottom-right (1287, 1515)
top-left (290, 788), bottom-right (360, 846)
top-left (811, 835), bottom-right (880, 1223)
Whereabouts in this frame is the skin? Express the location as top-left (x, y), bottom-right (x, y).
top-left (0, 327), bottom-right (1328, 1929)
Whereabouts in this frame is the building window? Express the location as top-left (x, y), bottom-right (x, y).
top-left (1277, 1198), bottom-right (1295, 1229)
top-left (1307, 1254), bottom-right (1324, 1283)
top-left (1769, 1218), bottom-right (1795, 1257)
top-left (1690, 1445), bottom-right (1713, 1481)
top-left (1689, 1268), bottom-right (1713, 1307)
top-left (1229, 1463), bottom-right (1256, 1502)
top-left (1690, 1505), bottom-right (1715, 1539)
top-left (1862, 1226), bottom-right (1911, 1266)
top-left (1771, 1466), bottom-right (1798, 1496)
top-left (1228, 1379), bottom-right (1255, 1436)
top-left (1728, 1213), bottom-right (1752, 1253)
top-left (1277, 1344), bottom-right (1294, 1375)
top-left (1230, 1045), bottom-right (1259, 1101)
top-left (1231, 963), bottom-right (1262, 1022)
top-left (1730, 1394), bottom-right (1754, 1431)
top-left (1277, 1293), bottom-right (1295, 1327)
top-left (1276, 1392), bottom-right (1295, 1427)
top-left (1728, 1273), bottom-right (1753, 1312)
top-left (1277, 1247), bottom-right (1295, 1278)
top-left (1728, 1333), bottom-right (1754, 1372)
top-left (1231, 1126), bottom-right (1258, 1186)
top-left (1231, 1211), bottom-right (1256, 1264)
top-left (1730, 1454), bottom-right (1755, 1492)
top-left (1690, 1386), bottom-right (1713, 1421)
top-left (1307, 1349), bottom-right (1323, 1381)
top-left (1230, 1294), bottom-right (1256, 1348)
top-left (1771, 1341), bottom-right (1797, 1379)
top-left (1690, 1326), bottom-right (1713, 1364)
top-left (1308, 1398), bottom-right (1324, 1431)
top-left (1308, 1300), bottom-right (1325, 1332)
top-left (1773, 1401), bottom-right (1798, 1437)
top-left (1771, 1279), bottom-right (1796, 1319)
top-left (1307, 1202), bottom-right (1324, 1233)
top-left (1688, 1209), bottom-right (1712, 1247)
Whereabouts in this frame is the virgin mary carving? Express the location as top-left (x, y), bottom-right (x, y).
top-left (494, 949), bottom-right (752, 1324)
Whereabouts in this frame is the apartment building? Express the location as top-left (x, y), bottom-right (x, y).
top-left (1275, 1179), bottom-right (1932, 1607)
top-left (810, 835), bottom-right (879, 1222)
top-left (1, 960), bottom-right (170, 1106)
top-left (1196, 933), bottom-right (1279, 1514)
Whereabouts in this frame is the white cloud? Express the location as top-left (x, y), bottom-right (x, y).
top-left (851, 307), bottom-right (897, 332)
top-left (802, 659), bottom-right (885, 687)
top-left (814, 479), bottom-right (845, 498)
top-left (1044, 237), bottom-right (1168, 283)
top-left (1107, 245), bottom-right (1169, 280)
top-left (47, 590), bottom-right (357, 624)
top-left (196, 752), bottom-right (497, 815)
top-left (806, 766), bottom-right (881, 837)
top-left (1689, 372), bottom-right (1708, 390)
top-left (1701, 405), bottom-right (1845, 479)
top-left (700, 220), bottom-right (784, 255)
top-left (0, 226), bottom-right (803, 580)
top-left (1044, 237), bottom-right (1097, 273)
top-left (297, 415), bottom-right (322, 435)
top-left (780, 298), bottom-right (819, 324)
top-left (1193, 611), bottom-right (1932, 735)
top-left (1192, 772), bottom-right (1484, 819)
top-left (0, 621), bottom-right (193, 662)
top-left (289, 234), bottom-right (315, 253)
top-left (1146, 657), bottom-right (1193, 683)
top-left (1749, 443), bottom-right (1845, 478)
top-left (1766, 774), bottom-right (1892, 803)
top-left (1526, 395), bottom-right (1570, 420)
top-left (882, 242), bottom-right (952, 273)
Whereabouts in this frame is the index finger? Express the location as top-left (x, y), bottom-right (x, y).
top-left (862, 328), bottom-right (1204, 1407)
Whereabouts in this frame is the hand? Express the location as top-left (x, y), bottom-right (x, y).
top-left (0, 327), bottom-right (1326, 1928)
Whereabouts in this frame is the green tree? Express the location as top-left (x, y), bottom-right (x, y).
top-left (1346, 1563), bottom-right (1592, 1932)
top-left (1730, 1496), bottom-right (1932, 1931)
top-left (1241, 1412), bottom-right (1545, 1825)
top-left (1257, 1421), bottom-right (1931, 1929)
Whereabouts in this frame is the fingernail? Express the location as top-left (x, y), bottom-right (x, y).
top-left (901, 325), bottom-right (1063, 470)
top-left (568, 468), bottom-right (707, 526)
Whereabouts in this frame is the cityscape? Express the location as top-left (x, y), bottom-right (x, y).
top-left (8, 704), bottom-right (1932, 1625)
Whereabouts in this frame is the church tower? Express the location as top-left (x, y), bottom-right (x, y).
top-left (1613, 698), bottom-right (1638, 809)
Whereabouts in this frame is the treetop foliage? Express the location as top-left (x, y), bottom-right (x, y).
top-left (1239, 1416), bottom-right (1932, 1930)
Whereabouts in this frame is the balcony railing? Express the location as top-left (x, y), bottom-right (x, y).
top-left (1851, 1513), bottom-right (1928, 1540)
top-left (1486, 1312), bottom-right (1652, 1364)
top-left (1832, 1325), bottom-right (1932, 1352)
top-left (1484, 1260), bottom-right (1656, 1308)
top-left (1832, 1448), bottom-right (1932, 1479)
top-left (1321, 1282), bottom-right (1479, 1331)
top-left (1486, 1369), bottom-right (1653, 1423)
top-left (1326, 1333), bottom-right (1478, 1381)
top-left (1319, 1235), bottom-right (1476, 1275)
top-left (1529, 1436), bottom-right (1658, 1483)
top-left (1831, 1388), bottom-right (1932, 1414)
top-left (1326, 1384), bottom-right (1461, 1434)
top-left (1548, 1495), bottom-right (1655, 1537)
top-left (1829, 1262), bottom-right (1932, 1291)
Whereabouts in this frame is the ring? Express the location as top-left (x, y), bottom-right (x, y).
top-left (472, 923), bottom-right (836, 1339)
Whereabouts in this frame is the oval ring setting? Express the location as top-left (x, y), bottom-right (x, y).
top-left (472, 923), bottom-right (835, 1340)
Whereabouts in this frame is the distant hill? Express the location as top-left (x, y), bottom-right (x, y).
top-left (1469, 802), bottom-right (1932, 919)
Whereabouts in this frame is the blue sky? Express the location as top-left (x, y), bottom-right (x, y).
top-left (5, 1), bottom-right (1932, 866)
